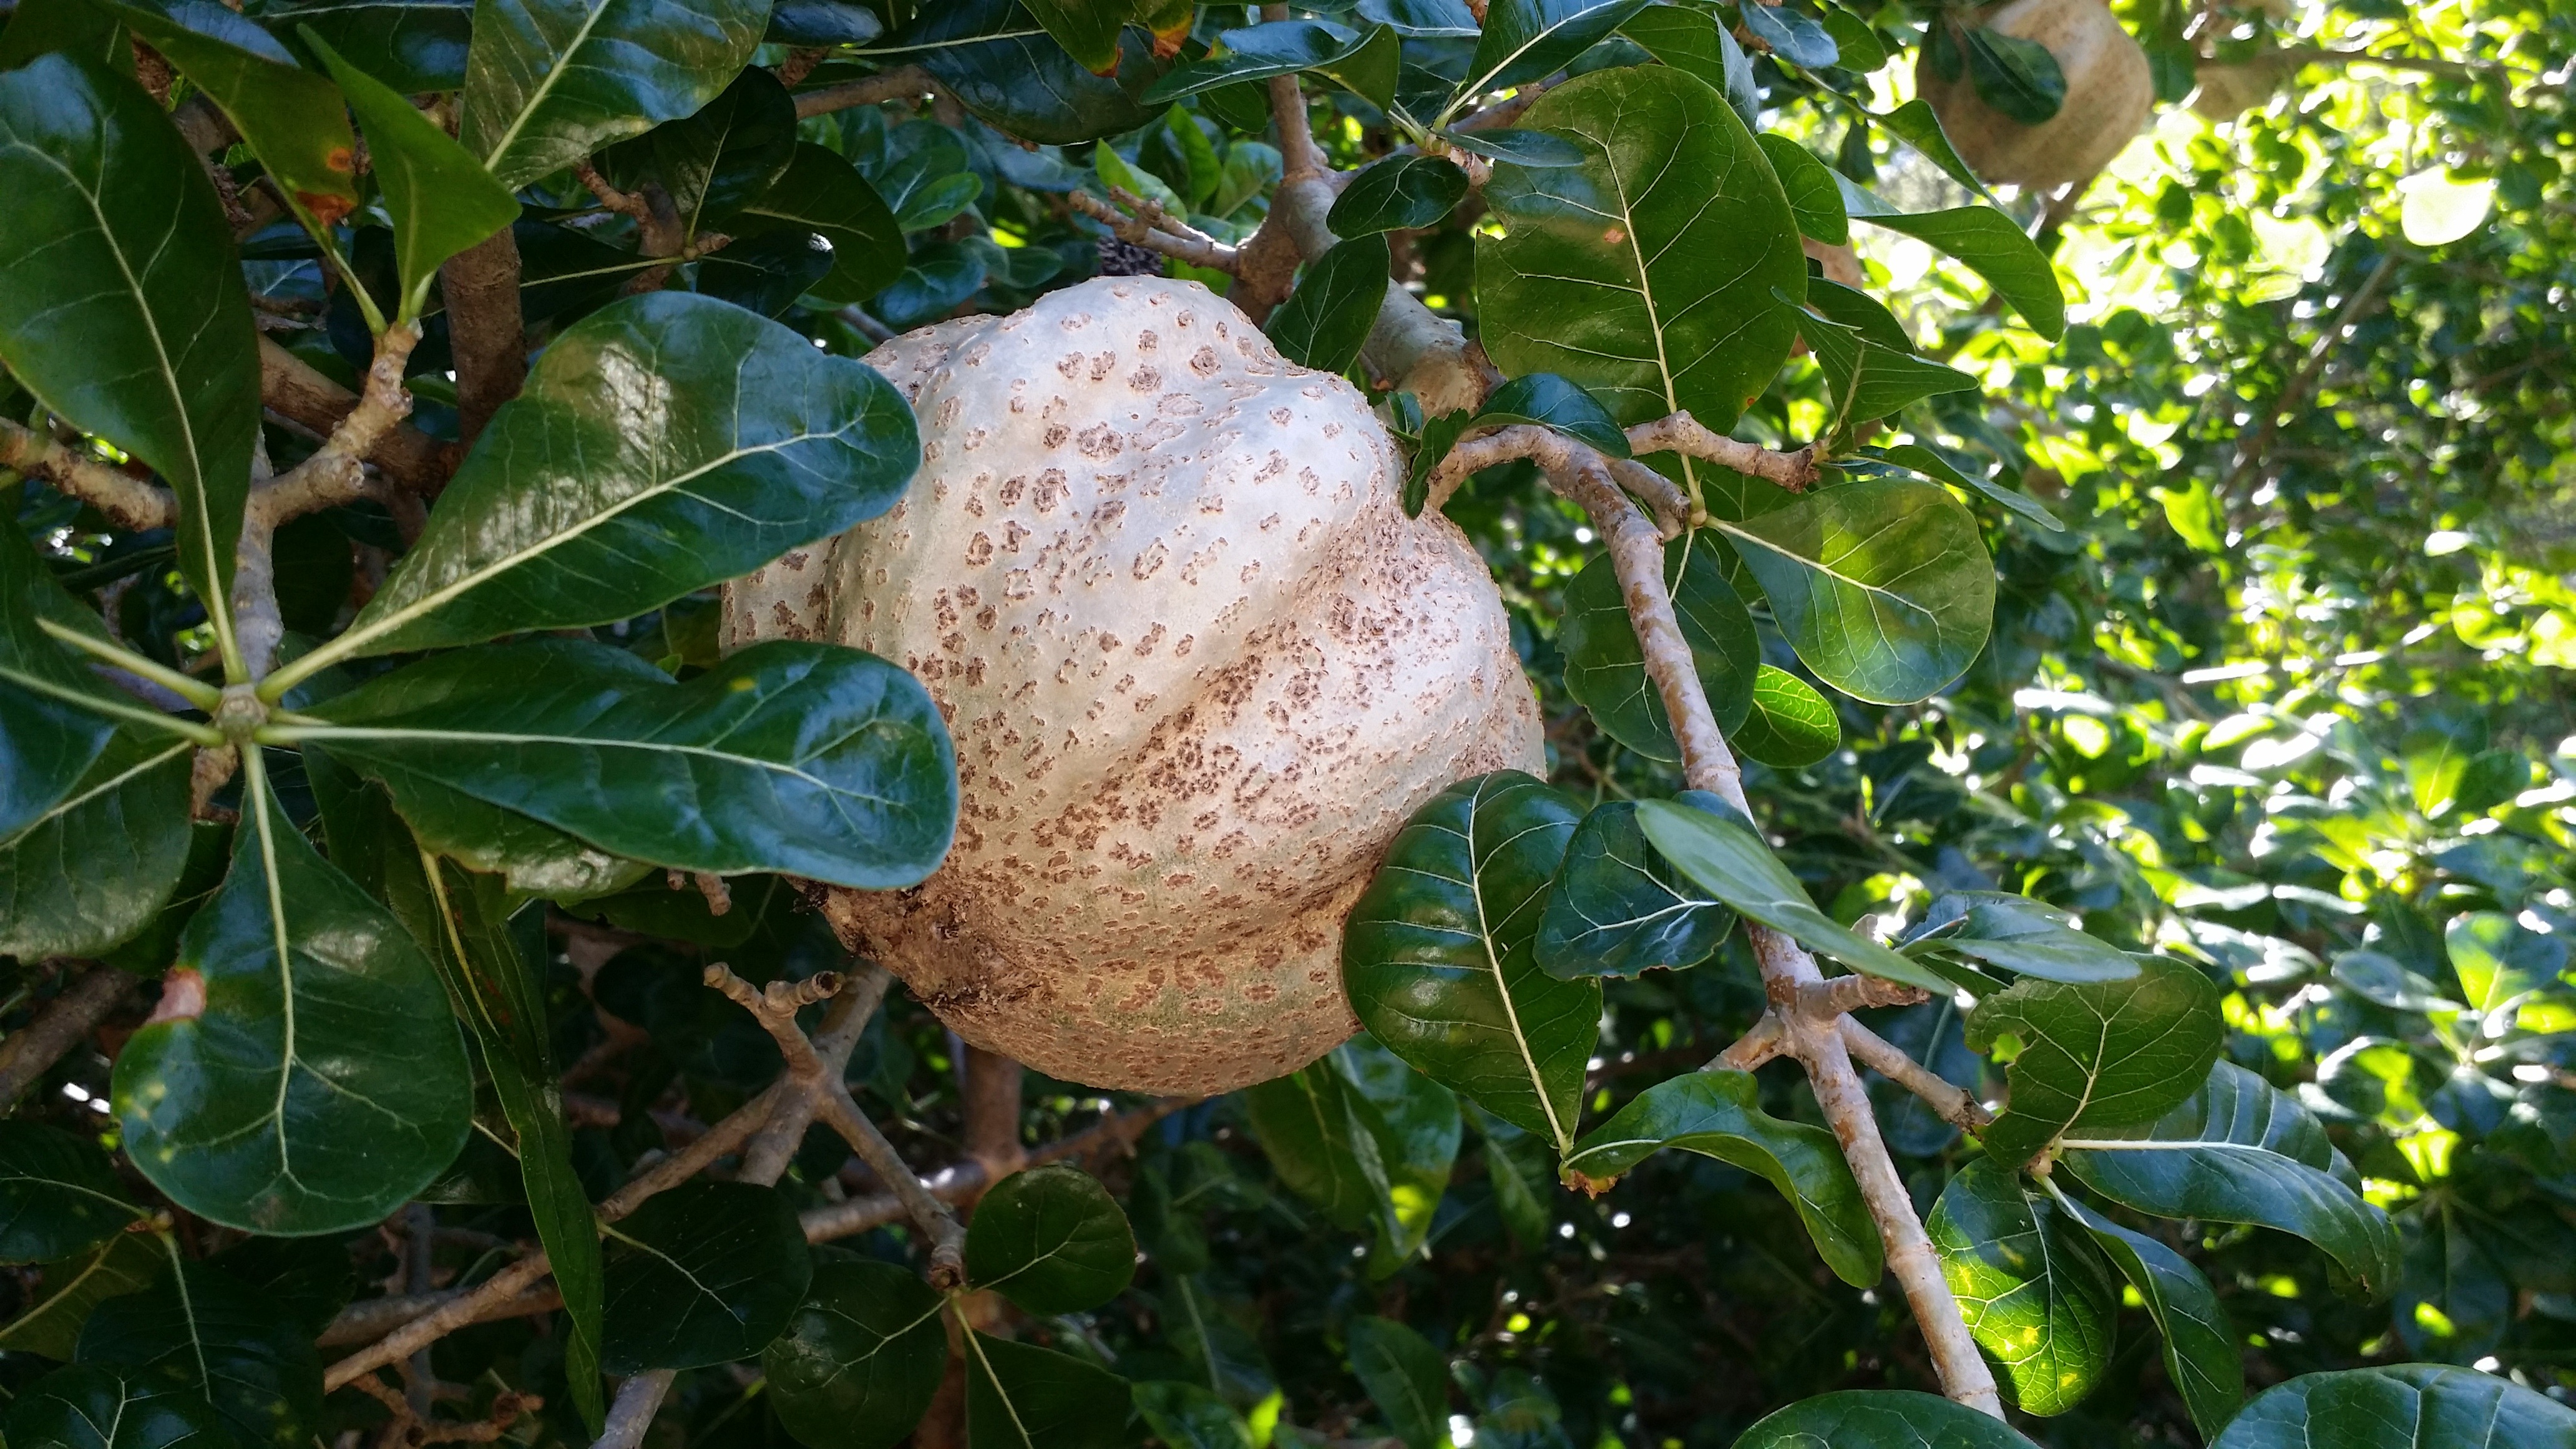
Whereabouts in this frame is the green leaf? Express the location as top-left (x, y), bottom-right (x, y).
top-left (2397, 1203), bottom-right (2510, 1360)
top-left (1632, 798), bottom-right (1956, 993)
top-left (1928, 1159), bottom-right (2117, 1416)
top-left (1561, 531), bottom-right (1759, 762)
top-left (99, 0), bottom-right (361, 227)
top-left (76, 1253), bottom-right (325, 1449)
top-left (109, 761), bottom-right (472, 1234)
top-left (0, 0), bottom-right (130, 69)
top-left (303, 31), bottom-right (519, 316)
top-left (2446, 910), bottom-right (2563, 1013)
top-left (1477, 65), bottom-right (1807, 467)
top-left (1839, 179), bottom-right (2065, 340)
top-left (300, 637), bottom-right (956, 889)
top-left (962, 1331), bottom-right (1134, 1449)
top-left (407, 854), bottom-right (606, 1432)
top-left (1456, 0), bottom-right (1652, 102)
top-left (1740, 0), bottom-right (1837, 68)
top-left (764, 1258), bottom-right (950, 1449)
top-left (1243, 1058), bottom-right (1385, 1234)
top-left (1268, 234), bottom-right (1390, 374)
top-left (1798, 309), bottom-right (1979, 444)
top-left (2209, 1364), bottom-right (2576, 1448)
top-left (0, 729), bottom-right (195, 960)
top-left (1731, 1390), bottom-right (2045, 1448)
top-left (1437, 125), bottom-right (1587, 167)
top-left (1822, 10), bottom-right (1886, 72)
top-left (2059, 1062), bottom-right (2401, 1295)
top-left (1144, 19), bottom-right (1395, 109)
top-left (1871, 98), bottom-right (1998, 202)
top-left (966, 1164), bottom-right (1137, 1314)
top-left (1963, 26), bottom-right (2067, 125)
top-left (1341, 771), bottom-right (1597, 1152)
top-left (1474, 373), bottom-right (1632, 457)
top-left (0, 55), bottom-right (260, 664)
top-left (0, 1232), bottom-right (163, 1360)
top-left (738, 143), bottom-right (907, 305)
top-left (290, 291), bottom-right (919, 671)
top-left (315, 736), bottom-right (649, 899)
top-left (1966, 957), bottom-right (2225, 1166)
top-left (1473, 1107), bottom-right (1554, 1250)
top-left (1347, 1315), bottom-right (1450, 1449)
top-left (1329, 154), bottom-right (1472, 237)
top-left (1759, 134), bottom-right (1848, 245)
top-left (889, 0), bottom-right (1154, 147)
top-left (1561, 1069), bottom-right (1881, 1287)
top-left (4, 1364), bottom-right (235, 1449)
top-left (257, 0), bottom-right (469, 90)
top-left (1617, 5), bottom-right (1757, 127)
top-left (459, 0), bottom-right (768, 188)
top-left (1915, 893), bottom-right (2137, 983)
top-left (602, 1179), bottom-right (812, 1372)
top-left (1713, 477), bottom-right (1994, 705)
top-left (1534, 796), bottom-right (1735, 980)
top-left (1867, 442), bottom-right (2066, 532)
top-left (2055, 1191), bottom-right (2243, 1437)
top-left (604, 65), bottom-right (799, 243)
top-left (1022, 0), bottom-right (1124, 73)
top-left (1734, 665), bottom-right (1840, 768)
top-left (1339, 1037), bottom-right (1463, 1273)
top-left (0, 1122), bottom-right (140, 1266)
top-left (1134, 1380), bottom-right (1255, 1449)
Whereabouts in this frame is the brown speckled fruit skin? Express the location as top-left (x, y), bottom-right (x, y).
top-left (1918, 0), bottom-right (2153, 192)
top-left (723, 277), bottom-right (1543, 1094)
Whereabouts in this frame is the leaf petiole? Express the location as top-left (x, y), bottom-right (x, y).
top-left (36, 616), bottom-right (225, 710)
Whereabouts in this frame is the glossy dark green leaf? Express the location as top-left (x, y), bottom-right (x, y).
top-left (1740, 0), bottom-right (1837, 68)
top-left (1731, 1389), bottom-right (2045, 1448)
top-left (2056, 1192), bottom-right (2243, 1435)
top-left (0, 1121), bottom-right (140, 1265)
top-left (602, 1179), bottom-right (812, 1372)
top-left (256, 0), bottom-right (468, 90)
top-left (2059, 1062), bottom-right (2401, 1295)
top-left (1916, 892), bottom-right (2138, 983)
top-left (407, 854), bottom-right (605, 1430)
top-left (1535, 796), bottom-right (1735, 979)
top-left (1561, 530), bottom-right (1758, 761)
top-left (109, 764), bottom-right (472, 1234)
top-left (1840, 178), bottom-right (2065, 340)
top-left (2396, 1204), bottom-right (2510, 1360)
top-left (305, 31), bottom-right (518, 315)
top-left (1759, 134), bottom-right (1848, 245)
top-left (1022, 0), bottom-right (1123, 73)
top-left (313, 736), bottom-right (650, 899)
top-left (1733, 665), bottom-right (1840, 767)
top-left (1967, 957), bottom-right (2225, 1166)
top-left (873, 119), bottom-right (983, 233)
top-left (1347, 1315), bottom-right (1449, 1449)
top-left (1244, 1057), bottom-right (1384, 1234)
top-left (0, 729), bottom-right (194, 959)
top-left (1800, 310), bottom-right (1979, 441)
top-left (891, 0), bottom-right (1154, 146)
top-left (300, 637), bottom-right (956, 889)
top-left (1360, 0), bottom-right (1476, 35)
top-left (1872, 97), bottom-right (1998, 201)
top-left (1457, 0), bottom-right (1652, 100)
top-left (695, 228), bottom-right (835, 318)
top-left (1714, 477), bottom-right (1994, 705)
top-left (962, 1332), bottom-right (1133, 1449)
top-left (1963, 26), bottom-right (2066, 125)
top-left (2209, 1364), bottom-right (2576, 1448)
top-left (741, 143), bottom-right (907, 305)
top-left (1475, 373), bottom-right (1632, 457)
top-left (0, 0), bottom-right (129, 69)
top-left (764, 1257), bottom-right (950, 1449)
top-left (764, 0), bottom-right (878, 43)
top-left (1403, 409), bottom-right (1471, 517)
top-left (1269, 234), bottom-right (1391, 374)
top-left (1340, 1037), bottom-right (1463, 1272)
top-left (100, 0), bottom-right (360, 226)
top-left (1477, 65), bottom-right (1806, 490)
top-left (604, 65), bottom-right (798, 244)
top-left (1869, 441), bottom-right (2065, 531)
top-left (4, 1365), bottom-right (236, 1449)
top-left (1633, 798), bottom-right (1955, 993)
top-left (459, 0), bottom-right (766, 188)
top-left (1562, 1068), bottom-right (1881, 1287)
top-left (1134, 1380), bottom-right (1254, 1449)
top-left (965, 1165), bottom-right (1137, 1314)
top-left (2446, 910), bottom-right (2562, 1013)
top-left (1329, 154), bottom-right (1472, 236)
top-left (1473, 1107), bottom-right (1555, 1249)
top-left (76, 1256), bottom-right (324, 1449)
top-left (1144, 19), bottom-right (1392, 107)
top-left (1928, 1159), bottom-right (2117, 1415)
top-left (1437, 125), bottom-right (1588, 167)
top-left (1342, 772), bottom-right (1597, 1152)
top-left (290, 292), bottom-right (919, 670)
top-left (0, 1232), bottom-right (163, 1360)
top-left (0, 55), bottom-right (260, 658)
top-left (1823, 10), bottom-right (1887, 72)
top-left (1618, 5), bottom-right (1756, 127)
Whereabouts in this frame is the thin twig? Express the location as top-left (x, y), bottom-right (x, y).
top-left (1068, 188), bottom-right (1242, 273)
top-left (1711, 1013), bottom-right (1787, 1071)
top-left (792, 65), bottom-right (941, 119)
top-left (0, 965), bottom-right (133, 1107)
top-left (2220, 250), bottom-right (2400, 506)
top-left (1626, 412), bottom-right (1821, 492)
top-left (799, 1097), bottom-right (1194, 1244)
top-left (0, 418), bottom-right (175, 530)
top-left (257, 337), bottom-right (451, 497)
top-left (1840, 1018), bottom-right (1993, 1133)
top-left (592, 1372), bottom-right (674, 1449)
top-left (249, 321), bottom-right (421, 528)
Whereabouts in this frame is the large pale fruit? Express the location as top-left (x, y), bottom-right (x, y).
top-left (723, 276), bottom-right (1542, 1093)
top-left (1917, 0), bottom-right (2153, 192)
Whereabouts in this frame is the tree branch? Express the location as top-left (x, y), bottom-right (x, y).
top-left (0, 965), bottom-right (133, 1107)
top-left (792, 65), bottom-right (942, 120)
top-left (1626, 412), bottom-right (1821, 492)
top-left (257, 337), bottom-right (450, 497)
top-left (250, 321), bottom-right (420, 529)
top-left (1840, 1017), bottom-right (1993, 1133)
top-left (592, 1372), bottom-right (675, 1449)
top-left (0, 417), bottom-right (175, 529)
top-left (2220, 250), bottom-right (2399, 507)
top-left (440, 228), bottom-right (527, 449)
top-left (1068, 188), bottom-right (1242, 273)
